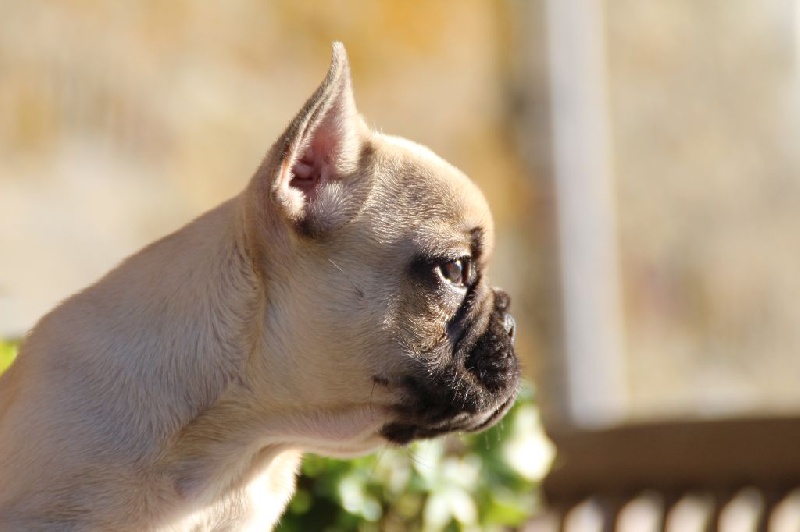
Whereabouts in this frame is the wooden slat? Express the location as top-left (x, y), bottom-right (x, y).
top-left (543, 417), bottom-right (800, 508)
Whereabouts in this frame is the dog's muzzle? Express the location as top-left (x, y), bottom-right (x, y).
top-left (380, 288), bottom-right (520, 444)
top-left (462, 288), bottom-right (518, 394)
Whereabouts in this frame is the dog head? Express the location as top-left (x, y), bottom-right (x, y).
top-left (244, 43), bottom-right (519, 453)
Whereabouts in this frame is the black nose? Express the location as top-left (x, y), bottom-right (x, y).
top-left (503, 314), bottom-right (516, 343)
top-left (493, 289), bottom-right (511, 312)
top-left (493, 289), bottom-right (515, 342)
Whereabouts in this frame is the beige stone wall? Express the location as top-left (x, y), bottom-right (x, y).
top-left (0, 1), bottom-right (541, 378)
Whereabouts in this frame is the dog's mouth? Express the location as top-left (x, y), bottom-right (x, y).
top-left (379, 390), bottom-right (517, 445)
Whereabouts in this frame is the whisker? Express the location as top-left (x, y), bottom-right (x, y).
top-left (367, 447), bottom-right (388, 480)
top-left (327, 258), bottom-right (365, 298)
top-left (406, 447), bottom-right (431, 471)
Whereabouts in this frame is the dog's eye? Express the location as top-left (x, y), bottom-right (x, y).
top-left (436, 258), bottom-right (471, 288)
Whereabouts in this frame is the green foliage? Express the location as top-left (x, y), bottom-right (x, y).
top-left (0, 341), bottom-right (16, 374)
top-left (277, 384), bottom-right (547, 532)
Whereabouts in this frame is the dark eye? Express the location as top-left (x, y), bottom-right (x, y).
top-left (436, 257), bottom-right (471, 288)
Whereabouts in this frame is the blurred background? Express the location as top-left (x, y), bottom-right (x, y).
top-left (1, 0), bottom-right (800, 530)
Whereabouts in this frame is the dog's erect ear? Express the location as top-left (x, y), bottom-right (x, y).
top-left (265, 42), bottom-right (371, 237)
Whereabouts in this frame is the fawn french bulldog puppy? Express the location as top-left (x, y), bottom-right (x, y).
top-left (0, 43), bottom-right (518, 530)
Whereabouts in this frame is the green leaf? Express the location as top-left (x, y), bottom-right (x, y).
top-left (0, 341), bottom-right (17, 374)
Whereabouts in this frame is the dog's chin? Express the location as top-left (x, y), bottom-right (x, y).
top-left (379, 390), bottom-right (517, 445)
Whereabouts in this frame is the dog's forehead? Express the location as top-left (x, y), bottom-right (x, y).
top-left (371, 134), bottom-right (495, 257)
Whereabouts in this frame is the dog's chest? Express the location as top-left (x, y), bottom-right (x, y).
top-left (174, 450), bottom-right (302, 531)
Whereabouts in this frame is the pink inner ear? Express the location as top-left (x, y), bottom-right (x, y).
top-left (289, 147), bottom-right (319, 195)
top-left (288, 122), bottom-right (340, 200)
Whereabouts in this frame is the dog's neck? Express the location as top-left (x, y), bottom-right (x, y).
top-left (115, 196), bottom-right (304, 523)
top-left (31, 191), bottom-right (381, 524)
top-left (153, 195), bottom-right (390, 514)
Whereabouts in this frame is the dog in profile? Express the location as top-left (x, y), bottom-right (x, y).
top-left (0, 43), bottom-right (519, 530)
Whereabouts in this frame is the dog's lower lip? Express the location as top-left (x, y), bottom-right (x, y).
top-left (467, 393), bottom-right (516, 432)
top-left (380, 391), bottom-right (517, 445)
